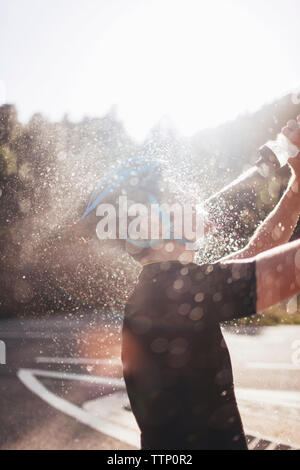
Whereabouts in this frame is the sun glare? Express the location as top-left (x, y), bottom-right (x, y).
top-left (2, 0), bottom-right (299, 140)
top-left (80, 0), bottom-right (295, 139)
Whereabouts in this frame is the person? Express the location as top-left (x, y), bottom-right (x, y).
top-left (81, 117), bottom-right (300, 450)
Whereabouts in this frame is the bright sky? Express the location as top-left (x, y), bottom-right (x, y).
top-left (1, 0), bottom-right (300, 140)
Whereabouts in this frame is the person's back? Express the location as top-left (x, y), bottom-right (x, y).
top-left (122, 260), bottom-right (256, 450)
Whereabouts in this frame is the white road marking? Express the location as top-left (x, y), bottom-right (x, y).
top-left (83, 391), bottom-right (139, 432)
top-left (247, 362), bottom-right (300, 371)
top-left (19, 368), bottom-right (124, 386)
top-left (236, 388), bottom-right (300, 410)
top-left (0, 332), bottom-right (61, 339)
top-left (18, 368), bottom-right (299, 450)
top-left (248, 438), bottom-right (260, 450)
top-left (224, 333), bottom-right (285, 345)
top-left (36, 357), bottom-right (121, 366)
top-left (265, 442), bottom-right (278, 450)
top-left (18, 369), bottom-right (138, 448)
top-left (244, 426), bottom-right (295, 449)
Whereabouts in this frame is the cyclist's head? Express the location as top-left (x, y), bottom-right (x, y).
top-left (78, 159), bottom-right (210, 264)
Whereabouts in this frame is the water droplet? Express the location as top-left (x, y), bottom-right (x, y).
top-left (194, 292), bottom-right (205, 303)
top-left (189, 307), bottom-right (204, 321)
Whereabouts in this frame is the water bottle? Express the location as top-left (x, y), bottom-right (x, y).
top-left (259, 132), bottom-right (299, 168)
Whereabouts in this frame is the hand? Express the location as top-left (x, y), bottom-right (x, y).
top-left (282, 116), bottom-right (300, 174)
top-left (282, 116), bottom-right (300, 150)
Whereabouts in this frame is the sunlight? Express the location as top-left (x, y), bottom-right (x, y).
top-left (80, 0), bottom-right (295, 139)
top-left (2, 0), bottom-right (299, 140)
top-left (0, 80), bottom-right (6, 105)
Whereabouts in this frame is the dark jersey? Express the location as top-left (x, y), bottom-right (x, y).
top-left (122, 260), bottom-right (257, 450)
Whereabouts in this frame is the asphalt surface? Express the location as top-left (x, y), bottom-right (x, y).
top-left (0, 316), bottom-right (299, 450)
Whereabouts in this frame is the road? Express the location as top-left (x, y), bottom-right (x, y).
top-left (0, 315), bottom-right (299, 450)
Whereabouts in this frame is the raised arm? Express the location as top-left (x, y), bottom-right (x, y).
top-left (221, 238), bottom-right (300, 315)
top-left (224, 117), bottom-right (300, 261)
top-left (225, 167), bottom-right (300, 260)
top-left (255, 238), bottom-right (300, 312)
